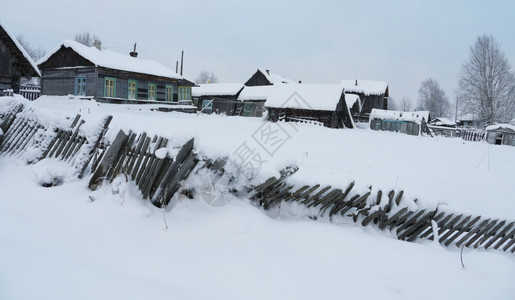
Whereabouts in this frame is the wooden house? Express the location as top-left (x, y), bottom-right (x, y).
top-left (485, 124), bottom-right (515, 146)
top-left (38, 40), bottom-right (194, 104)
top-left (369, 109), bottom-right (431, 136)
top-left (266, 84), bottom-right (356, 129)
top-left (0, 23), bottom-right (40, 94)
top-left (340, 80), bottom-right (389, 122)
top-left (192, 83), bottom-right (244, 115)
top-left (244, 68), bottom-right (296, 86)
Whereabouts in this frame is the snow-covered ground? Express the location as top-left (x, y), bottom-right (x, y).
top-left (1, 96), bottom-right (514, 299)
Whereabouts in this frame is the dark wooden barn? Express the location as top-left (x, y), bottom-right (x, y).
top-left (0, 23), bottom-right (40, 94)
top-left (38, 40), bottom-right (194, 105)
top-left (192, 83), bottom-right (244, 115)
top-left (265, 84), bottom-right (355, 129)
top-left (341, 79), bottom-right (389, 122)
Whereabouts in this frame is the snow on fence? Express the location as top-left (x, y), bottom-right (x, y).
top-left (250, 171), bottom-right (515, 253)
top-left (1, 106), bottom-right (513, 254)
top-left (0, 106), bottom-right (111, 178)
top-left (461, 129), bottom-right (485, 142)
top-left (88, 130), bottom-right (198, 208)
top-left (19, 84), bottom-right (41, 101)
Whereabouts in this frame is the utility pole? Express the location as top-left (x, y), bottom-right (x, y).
top-left (180, 50), bottom-right (184, 76)
top-left (455, 96), bottom-right (459, 123)
top-left (176, 61), bottom-right (178, 73)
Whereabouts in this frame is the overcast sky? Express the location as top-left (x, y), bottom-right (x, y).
top-left (3, 0), bottom-right (515, 106)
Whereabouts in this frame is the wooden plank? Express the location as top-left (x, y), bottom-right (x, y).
top-left (131, 136), bottom-right (151, 180)
top-left (79, 115), bottom-right (113, 179)
top-left (443, 216), bottom-right (480, 247)
top-left (484, 221), bottom-right (514, 250)
top-left (465, 219), bottom-right (499, 248)
top-left (396, 210), bottom-right (426, 234)
top-left (283, 185), bottom-right (310, 202)
top-left (406, 212), bottom-right (446, 242)
top-left (399, 210), bottom-right (436, 240)
top-left (88, 130), bottom-right (128, 191)
top-left (419, 212), bottom-right (450, 239)
top-left (437, 214), bottom-right (465, 243)
top-left (59, 120), bottom-right (85, 159)
top-left (303, 186), bottom-right (331, 206)
top-left (492, 227), bottom-right (515, 250)
top-left (126, 132), bottom-right (147, 174)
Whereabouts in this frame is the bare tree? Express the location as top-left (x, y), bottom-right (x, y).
top-left (196, 70), bottom-right (218, 84)
top-left (74, 31), bottom-right (101, 47)
top-left (16, 34), bottom-right (46, 62)
top-left (399, 96), bottom-right (413, 112)
top-left (418, 78), bottom-right (451, 117)
top-left (457, 34), bottom-right (515, 125)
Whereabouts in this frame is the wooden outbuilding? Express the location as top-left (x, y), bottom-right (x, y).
top-left (0, 23), bottom-right (40, 94)
top-left (266, 84), bottom-right (356, 129)
top-left (341, 79), bottom-right (389, 122)
top-left (192, 83), bottom-right (244, 115)
top-left (38, 40), bottom-right (194, 105)
top-left (369, 109), bottom-right (431, 136)
top-left (485, 124), bottom-right (515, 146)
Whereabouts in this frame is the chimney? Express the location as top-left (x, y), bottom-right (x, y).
top-left (129, 42), bottom-right (138, 58)
top-left (266, 69), bottom-right (270, 75)
top-left (93, 40), bottom-right (102, 51)
top-left (355, 79), bottom-right (358, 86)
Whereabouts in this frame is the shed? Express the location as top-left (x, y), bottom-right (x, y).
top-left (266, 84), bottom-right (355, 129)
top-left (0, 23), bottom-right (40, 94)
top-left (237, 85), bottom-right (273, 117)
top-left (485, 124), bottom-right (515, 146)
top-left (341, 79), bottom-right (389, 122)
top-left (192, 83), bottom-right (244, 115)
top-left (369, 109), bottom-right (431, 136)
top-left (37, 40), bottom-right (194, 105)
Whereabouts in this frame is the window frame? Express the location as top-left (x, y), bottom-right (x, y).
top-left (75, 76), bottom-right (86, 96)
top-left (178, 86), bottom-right (191, 101)
top-left (104, 77), bottom-right (116, 98)
top-left (148, 83), bottom-right (157, 100)
top-left (128, 80), bottom-right (138, 100)
top-left (165, 85), bottom-right (174, 102)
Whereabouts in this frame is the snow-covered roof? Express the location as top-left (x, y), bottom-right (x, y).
top-left (370, 109), bottom-right (430, 124)
top-left (38, 40), bottom-right (186, 81)
top-left (265, 84), bottom-right (344, 111)
top-left (457, 113), bottom-right (476, 122)
top-left (345, 94), bottom-right (361, 111)
top-left (430, 117), bottom-right (456, 126)
top-left (486, 124), bottom-right (515, 132)
top-left (237, 86), bottom-right (273, 101)
top-left (258, 68), bottom-right (296, 85)
top-left (341, 80), bottom-right (388, 96)
top-left (0, 22), bottom-right (40, 77)
top-left (192, 83), bottom-right (244, 97)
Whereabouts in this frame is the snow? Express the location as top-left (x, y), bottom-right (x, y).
top-left (0, 22), bottom-right (41, 77)
top-left (37, 40), bottom-right (187, 81)
top-left (237, 85), bottom-right (273, 101)
top-left (370, 108), bottom-right (430, 124)
top-left (345, 93), bottom-right (360, 110)
top-left (486, 123), bottom-right (515, 132)
top-left (430, 117), bottom-right (456, 126)
top-left (1, 95), bottom-right (515, 299)
top-left (265, 84), bottom-right (344, 111)
top-left (257, 68), bottom-right (296, 84)
top-left (341, 79), bottom-right (388, 96)
top-left (192, 83), bottom-right (244, 97)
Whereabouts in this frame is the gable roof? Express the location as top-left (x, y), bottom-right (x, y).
top-left (38, 40), bottom-right (188, 81)
top-left (486, 124), bottom-right (515, 132)
top-left (0, 23), bottom-right (40, 77)
top-left (192, 83), bottom-right (244, 97)
top-left (257, 68), bottom-right (296, 85)
top-left (341, 79), bottom-right (388, 96)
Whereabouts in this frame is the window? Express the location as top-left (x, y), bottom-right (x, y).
top-left (243, 102), bottom-right (253, 116)
top-left (178, 86), bottom-right (191, 101)
top-left (104, 77), bottom-right (116, 98)
top-left (128, 80), bottom-right (137, 100)
top-left (202, 99), bottom-right (213, 111)
top-left (165, 85), bottom-right (174, 102)
top-left (148, 83), bottom-right (157, 100)
top-left (75, 76), bottom-right (86, 96)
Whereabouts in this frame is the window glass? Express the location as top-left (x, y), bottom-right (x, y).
top-left (148, 83), bottom-right (156, 100)
top-left (202, 99), bottom-right (213, 111)
top-left (104, 77), bottom-right (116, 98)
top-left (165, 85), bottom-right (174, 102)
top-left (178, 86), bottom-right (191, 101)
top-left (75, 77), bottom-right (86, 96)
top-left (128, 80), bottom-right (137, 100)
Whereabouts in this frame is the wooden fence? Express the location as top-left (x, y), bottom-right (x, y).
top-left (0, 107), bottom-right (111, 178)
top-left (19, 84), bottom-right (41, 101)
top-left (88, 130), bottom-right (198, 208)
top-left (250, 172), bottom-right (515, 253)
top-left (461, 130), bottom-right (485, 142)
